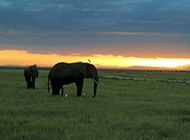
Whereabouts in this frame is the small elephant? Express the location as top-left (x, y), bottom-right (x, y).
top-left (48, 62), bottom-right (100, 98)
top-left (24, 65), bottom-right (39, 89)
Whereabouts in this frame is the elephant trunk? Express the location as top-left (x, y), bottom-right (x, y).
top-left (93, 80), bottom-right (98, 98)
top-left (92, 74), bottom-right (98, 98)
top-left (93, 82), bottom-right (97, 98)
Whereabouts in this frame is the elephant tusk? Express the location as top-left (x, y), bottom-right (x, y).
top-left (93, 79), bottom-right (104, 86)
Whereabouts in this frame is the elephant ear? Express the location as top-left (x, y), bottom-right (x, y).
top-left (79, 63), bottom-right (88, 78)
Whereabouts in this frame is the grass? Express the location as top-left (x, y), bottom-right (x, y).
top-left (1, 67), bottom-right (190, 139)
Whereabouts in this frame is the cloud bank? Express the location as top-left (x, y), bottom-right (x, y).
top-left (0, 0), bottom-right (190, 58)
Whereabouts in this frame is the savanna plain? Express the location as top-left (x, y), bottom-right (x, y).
top-left (1, 67), bottom-right (190, 140)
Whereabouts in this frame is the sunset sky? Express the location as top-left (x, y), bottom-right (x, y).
top-left (1, 0), bottom-right (190, 69)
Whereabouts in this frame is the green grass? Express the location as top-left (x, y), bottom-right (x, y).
top-left (1, 67), bottom-right (190, 139)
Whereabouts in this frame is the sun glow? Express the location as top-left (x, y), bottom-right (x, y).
top-left (136, 58), bottom-right (190, 68)
top-left (1, 50), bottom-right (190, 69)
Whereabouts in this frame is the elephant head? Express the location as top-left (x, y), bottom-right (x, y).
top-left (79, 63), bottom-right (99, 98)
top-left (29, 65), bottom-right (39, 79)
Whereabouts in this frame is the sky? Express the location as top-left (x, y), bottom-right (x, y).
top-left (1, 0), bottom-right (190, 68)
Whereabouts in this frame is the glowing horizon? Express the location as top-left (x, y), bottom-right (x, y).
top-left (1, 50), bottom-right (190, 69)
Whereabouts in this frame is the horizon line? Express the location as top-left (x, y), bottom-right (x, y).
top-left (1, 64), bottom-right (190, 71)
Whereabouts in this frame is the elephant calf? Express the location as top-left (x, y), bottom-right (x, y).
top-left (24, 65), bottom-right (39, 89)
top-left (48, 62), bottom-right (99, 98)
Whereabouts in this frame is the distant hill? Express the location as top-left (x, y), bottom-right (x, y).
top-left (128, 65), bottom-right (190, 71)
top-left (180, 65), bottom-right (190, 70)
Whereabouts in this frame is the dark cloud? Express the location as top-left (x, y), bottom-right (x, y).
top-left (0, 0), bottom-right (190, 57)
top-left (1, 0), bottom-right (189, 30)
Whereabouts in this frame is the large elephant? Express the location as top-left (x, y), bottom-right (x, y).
top-left (24, 65), bottom-right (39, 89)
top-left (48, 62), bottom-right (99, 98)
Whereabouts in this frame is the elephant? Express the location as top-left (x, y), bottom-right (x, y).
top-left (24, 65), bottom-right (39, 89)
top-left (48, 62), bottom-right (100, 98)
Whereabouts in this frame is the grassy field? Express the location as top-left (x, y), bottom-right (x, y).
top-left (1, 67), bottom-right (190, 139)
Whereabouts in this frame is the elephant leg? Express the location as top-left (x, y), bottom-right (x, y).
top-left (25, 76), bottom-right (30, 88)
top-left (27, 81), bottom-right (31, 88)
top-left (52, 85), bottom-right (62, 95)
top-left (29, 81), bottom-right (33, 89)
top-left (76, 82), bottom-right (83, 97)
top-left (52, 87), bottom-right (59, 95)
top-left (32, 82), bottom-right (35, 89)
top-left (51, 81), bottom-right (58, 95)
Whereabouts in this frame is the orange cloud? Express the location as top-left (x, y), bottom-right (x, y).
top-left (1, 50), bottom-right (190, 68)
top-left (71, 53), bottom-right (81, 56)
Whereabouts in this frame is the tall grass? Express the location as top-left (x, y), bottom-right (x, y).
top-left (1, 67), bottom-right (190, 139)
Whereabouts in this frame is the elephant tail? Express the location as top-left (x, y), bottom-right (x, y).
top-left (48, 76), bottom-right (50, 92)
